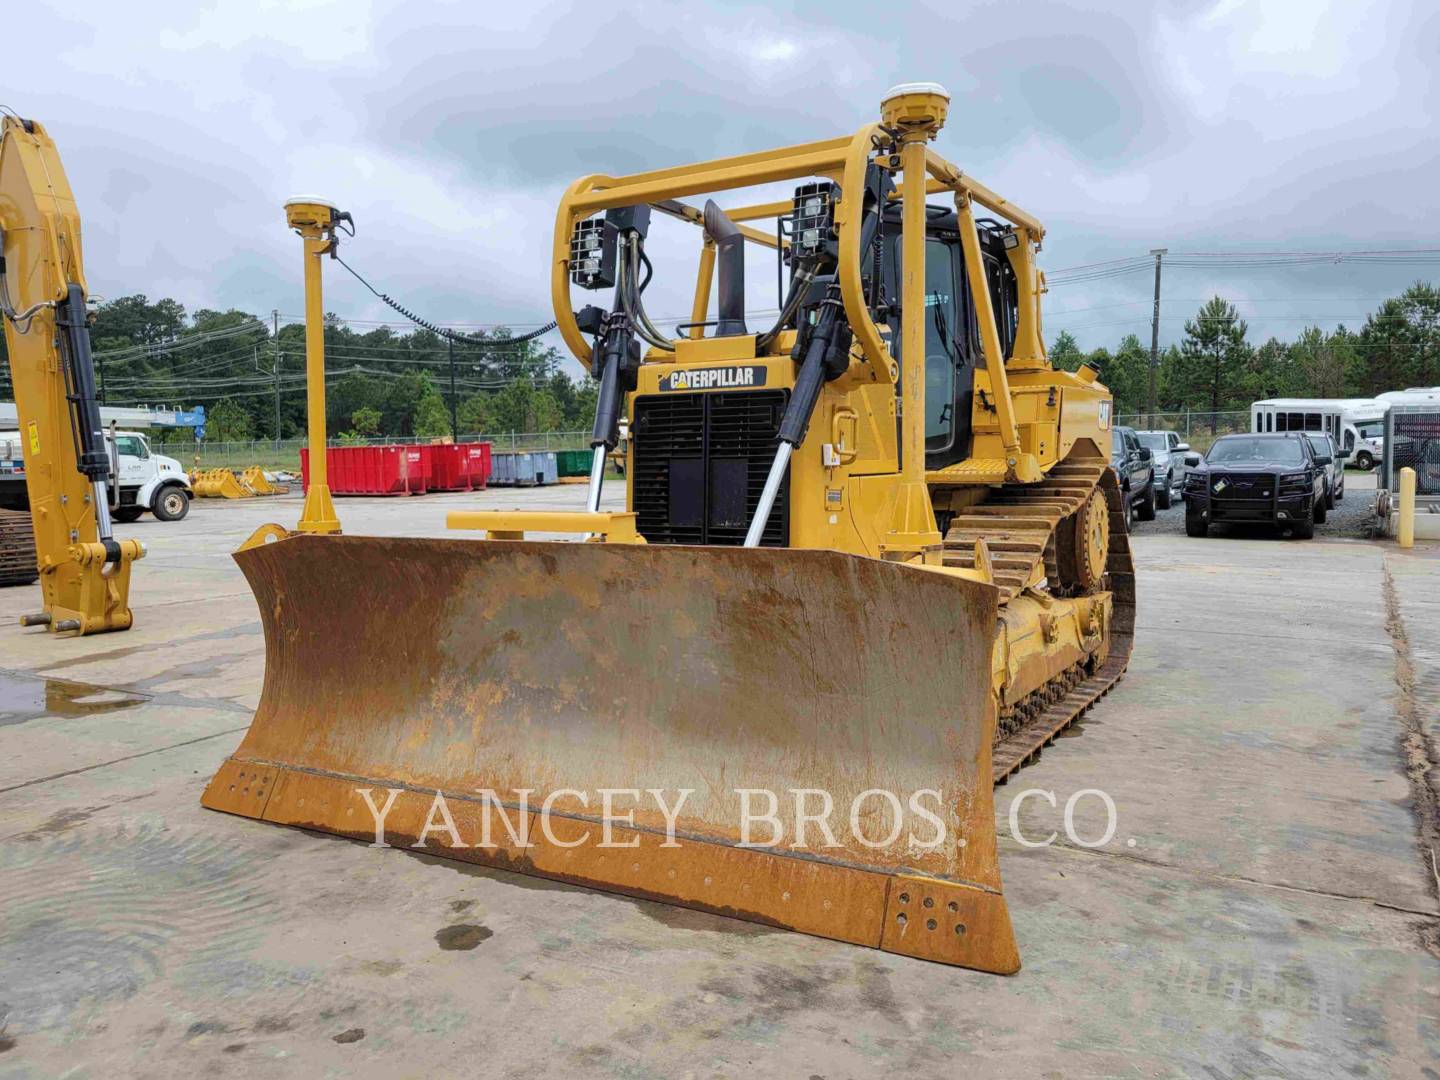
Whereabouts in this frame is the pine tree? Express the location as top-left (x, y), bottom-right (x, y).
top-left (1049, 331), bottom-right (1083, 371)
top-left (1175, 297), bottom-right (1251, 433)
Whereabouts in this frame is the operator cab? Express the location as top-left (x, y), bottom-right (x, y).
top-left (878, 206), bottom-right (1018, 471)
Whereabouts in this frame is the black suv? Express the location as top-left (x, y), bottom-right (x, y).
top-left (1183, 433), bottom-right (1330, 539)
top-left (1111, 426), bottom-right (1157, 521)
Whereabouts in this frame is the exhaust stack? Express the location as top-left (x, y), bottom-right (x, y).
top-left (703, 200), bottom-right (747, 336)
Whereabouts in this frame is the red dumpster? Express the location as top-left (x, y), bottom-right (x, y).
top-left (428, 444), bottom-right (468, 491)
top-left (424, 442), bottom-right (492, 491)
top-left (301, 445), bottom-right (431, 495)
top-left (463, 442), bottom-right (491, 490)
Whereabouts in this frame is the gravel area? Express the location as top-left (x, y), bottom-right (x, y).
top-left (1128, 468), bottom-right (1379, 541)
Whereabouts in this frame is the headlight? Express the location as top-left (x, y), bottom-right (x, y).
top-left (791, 181), bottom-right (839, 259)
top-left (1280, 472), bottom-right (1307, 483)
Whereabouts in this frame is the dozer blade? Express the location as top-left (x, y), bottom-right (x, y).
top-left (203, 535), bottom-right (1020, 973)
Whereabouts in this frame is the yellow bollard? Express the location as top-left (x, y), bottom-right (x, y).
top-left (1398, 467), bottom-right (1416, 549)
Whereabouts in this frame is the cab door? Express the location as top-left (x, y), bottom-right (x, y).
top-left (113, 434), bottom-right (149, 494)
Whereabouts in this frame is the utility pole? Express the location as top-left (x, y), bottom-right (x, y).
top-left (1147, 248), bottom-right (1166, 427)
top-left (447, 336), bottom-right (458, 439)
top-left (272, 310), bottom-right (282, 444)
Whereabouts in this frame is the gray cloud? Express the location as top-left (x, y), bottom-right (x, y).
top-left (7, 0), bottom-right (1437, 366)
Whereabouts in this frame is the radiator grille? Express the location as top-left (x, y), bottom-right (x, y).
top-left (632, 389), bottom-right (789, 546)
top-left (1212, 472), bottom-right (1274, 500)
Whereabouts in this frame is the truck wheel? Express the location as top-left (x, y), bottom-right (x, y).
top-left (1325, 484), bottom-right (1335, 510)
top-left (1156, 473), bottom-right (1173, 510)
top-left (1185, 511), bottom-right (1208, 538)
top-left (1314, 495), bottom-right (1328, 525)
top-left (152, 486), bottom-right (190, 522)
top-left (1135, 479), bottom-right (1157, 522)
top-left (113, 506), bottom-right (144, 523)
top-left (1355, 450), bottom-right (1374, 470)
top-left (1292, 504), bottom-right (1316, 540)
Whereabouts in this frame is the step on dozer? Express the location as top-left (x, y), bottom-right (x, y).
top-left (205, 86), bottom-right (1135, 975)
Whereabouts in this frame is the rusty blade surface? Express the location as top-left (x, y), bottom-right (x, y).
top-left (205, 535), bottom-right (1019, 972)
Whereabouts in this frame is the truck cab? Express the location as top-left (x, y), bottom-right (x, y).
top-left (0, 428), bottom-right (191, 521)
top-left (111, 431), bottom-right (192, 521)
top-left (1111, 425), bottom-right (1156, 520)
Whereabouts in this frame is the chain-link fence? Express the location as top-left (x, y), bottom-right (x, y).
top-left (1116, 411), bottom-right (1252, 452)
top-left (177, 431), bottom-right (591, 471)
top-left (1383, 407), bottom-right (1440, 497)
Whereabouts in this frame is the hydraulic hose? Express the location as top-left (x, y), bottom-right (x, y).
top-left (624, 235), bottom-right (674, 352)
top-left (756, 261), bottom-right (816, 353)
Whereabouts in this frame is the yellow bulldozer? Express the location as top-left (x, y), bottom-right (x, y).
top-left (203, 83), bottom-right (1133, 975)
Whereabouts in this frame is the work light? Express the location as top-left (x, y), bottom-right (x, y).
top-left (569, 218), bottom-right (616, 290)
top-left (791, 182), bottom-right (839, 260)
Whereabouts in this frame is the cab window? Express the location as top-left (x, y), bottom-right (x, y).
top-left (115, 435), bottom-right (148, 459)
top-left (922, 239), bottom-right (961, 451)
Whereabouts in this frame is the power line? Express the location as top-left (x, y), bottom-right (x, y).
top-left (1045, 247), bottom-right (1440, 287)
top-left (92, 320), bottom-right (266, 362)
top-left (278, 313), bottom-right (559, 330)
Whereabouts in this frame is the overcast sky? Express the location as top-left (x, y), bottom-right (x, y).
top-left (9, 0), bottom-right (1439, 370)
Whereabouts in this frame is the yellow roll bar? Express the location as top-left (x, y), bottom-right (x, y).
top-left (547, 104), bottom-right (1048, 469)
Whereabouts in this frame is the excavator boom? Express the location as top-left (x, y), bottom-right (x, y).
top-left (0, 115), bottom-right (143, 631)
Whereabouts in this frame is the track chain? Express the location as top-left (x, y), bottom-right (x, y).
top-left (942, 459), bottom-right (1136, 783)
top-left (0, 508), bottom-right (38, 587)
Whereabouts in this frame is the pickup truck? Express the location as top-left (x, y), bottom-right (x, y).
top-left (1136, 429), bottom-right (1193, 510)
top-left (1183, 433), bottom-right (1329, 539)
top-left (1111, 425), bottom-right (1157, 521)
top-left (1303, 431), bottom-right (1348, 507)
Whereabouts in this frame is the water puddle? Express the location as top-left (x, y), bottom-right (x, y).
top-left (0, 672), bottom-right (148, 725)
top-left (1056, 714), bottom-right (1100, 740)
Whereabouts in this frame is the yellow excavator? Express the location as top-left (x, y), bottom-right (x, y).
top-left (204, 84), bottom-right (1133, 974)
top-left (0, 114), bottom-right (144, 632)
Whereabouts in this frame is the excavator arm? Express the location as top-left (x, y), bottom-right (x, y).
top-left (0, 114), bottom-right (143, 633)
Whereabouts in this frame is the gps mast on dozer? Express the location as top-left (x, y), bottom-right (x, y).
top-left (204, 84), bottom-right (1134, 975)
top-left (0, 114), bottom-right (144, 632)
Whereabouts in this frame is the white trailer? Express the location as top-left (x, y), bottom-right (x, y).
top-left (1250, 398), bottom-right (1388, 469)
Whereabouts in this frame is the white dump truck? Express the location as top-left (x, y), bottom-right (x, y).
top-left (0, 428), bottom-right (191, 521)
